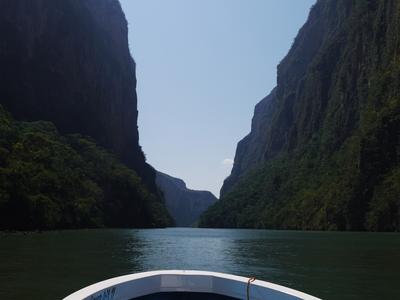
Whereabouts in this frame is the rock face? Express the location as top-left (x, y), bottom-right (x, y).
top-left (221, 88), bottom-right (277, 195)
top-left (0, 0), bottom-right (156, 191)
top-left (201, 0), bottom-right (400, 231)
top-left (156, 172), bottom-right (217, 227)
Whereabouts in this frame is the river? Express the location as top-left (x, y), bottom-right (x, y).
top-left (0, 228), bottom-right (399, 299)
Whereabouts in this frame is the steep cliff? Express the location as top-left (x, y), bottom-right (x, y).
top-left (156, 172), bottom-right (217, 227)
top-left (201, 0), bottom-right (400, 231)
top-left (220, 88), bottom-right (277, 195)
top-left (0, 0), bottom-right (173, 229)
top-left (0, 0), bottom-right (156, 190)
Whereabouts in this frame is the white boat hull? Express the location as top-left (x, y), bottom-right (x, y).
top-left (64, 270), bottom-right (321, 300)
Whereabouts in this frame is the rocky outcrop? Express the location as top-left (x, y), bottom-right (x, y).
top-left (156, 172), bottom-right (217, 227)
top-left (221, 88), bottom-right (277, 195)
top-left (0, 0), bottom-right (156, 191)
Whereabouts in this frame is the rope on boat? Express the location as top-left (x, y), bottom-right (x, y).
top-left (246, 277), bottom-right (256, 300)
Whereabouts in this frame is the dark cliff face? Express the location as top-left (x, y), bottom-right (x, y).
top-left (202, 0), bottom-right (400, 231)
top-left (0, 0), bottom-right (173, 229)
top-left (0, 0), bottom-right (155, 190)
top-left (156, 172), bottom-right (217, 227)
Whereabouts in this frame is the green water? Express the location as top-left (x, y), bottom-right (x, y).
top-left (0, 228), bottom-right (399, 300)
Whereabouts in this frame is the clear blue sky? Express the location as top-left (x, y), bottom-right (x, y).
top-left (119, 0), bottom-right (315, 196)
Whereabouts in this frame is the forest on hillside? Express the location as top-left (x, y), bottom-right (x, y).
top-left (0, 105), bottom-right (172, 230)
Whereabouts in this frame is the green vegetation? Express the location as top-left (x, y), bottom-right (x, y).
top-left (200, 97), bottom-right (399, 230)
top-left (0, 105), bottom-right (172, 230)
top-left (200, 0), bottom-right (400, 231)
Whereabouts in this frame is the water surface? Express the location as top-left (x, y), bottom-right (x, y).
top-left (0, 228), bottom-right (399, 299)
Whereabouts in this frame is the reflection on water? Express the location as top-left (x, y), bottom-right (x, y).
top-left (0, 228), bottom-right (399, 300)
top-left (0, 230), bottom-right (143, 299)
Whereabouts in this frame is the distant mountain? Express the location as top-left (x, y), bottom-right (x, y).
top-left (156, 172), bottom-right (217, 227)
top-left (0, 0), bottom-right (172, 229)
top-left (201, 0), bottom-right (400, 231)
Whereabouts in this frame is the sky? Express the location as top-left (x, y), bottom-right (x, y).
top-left (119, 0), bottom-right (315, 197)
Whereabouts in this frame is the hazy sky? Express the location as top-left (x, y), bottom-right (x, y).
top-left (120, 0), bottom-right (315, 196)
